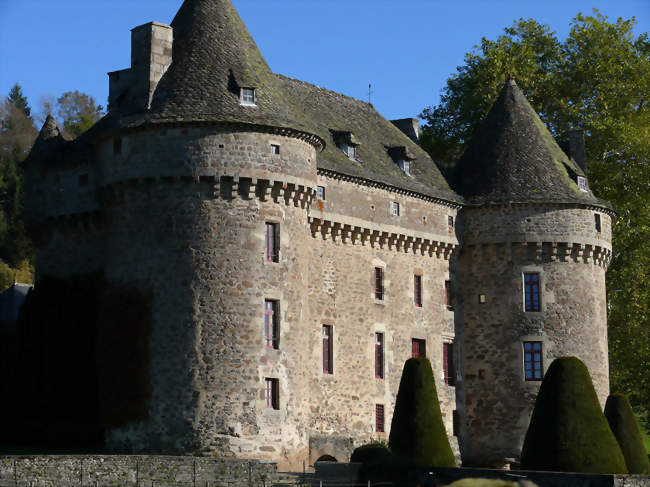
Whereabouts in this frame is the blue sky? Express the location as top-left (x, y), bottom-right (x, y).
top-left (1, 0), bottom-right (648, 124)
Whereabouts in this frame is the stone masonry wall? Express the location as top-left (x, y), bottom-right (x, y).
top-left (456, 205), bottom-right (612, 467)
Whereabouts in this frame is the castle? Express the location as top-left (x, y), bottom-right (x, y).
top-left (23, 0), bottom-right (614, 471)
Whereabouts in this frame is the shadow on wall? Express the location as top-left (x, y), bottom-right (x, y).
top-left (0, 272), bottom-right (152, 454)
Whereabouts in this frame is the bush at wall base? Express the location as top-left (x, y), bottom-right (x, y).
top-left (350, 442), bottom-right (393, 482)
top-left (388, 358), bottom-right (456, 468)
top-left (520, 356), bottom-right (627, 474)
top-left (604, 393), bottom-right (650, 474)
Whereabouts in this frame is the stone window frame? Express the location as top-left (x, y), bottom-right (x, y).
top-left (265, 378), bottom-right (279, 410)
top-left (443, 340), bottom-right (456, 387)
top-left (411, 338), bottom-right (426, 358)
top-left (391, 201), bottom-right (400, 217)
top-left (594, 213), bottom-right (602, 233)
top-left (375, 404), bottom-right (385, 433)
top-left (322, 324), bottom-right (334, 375)
top-left (270, 143), bottom-right (281, 155)
top-left (523, 272), bottom-right (541, 312)
top-left (374, 266), bottom-right (385, 302)
top-left (264, 299), bottom-right (280, 350)
top-left (517, 335), bottom-right (549, 385)
top-left (523, 341), bottom-right (543, 381)
top-left (264, 221), bottom-right (280, 263)
top-left (445, 280), bottom-right (453, 311)
top-left (316, 185), bottom-right (326, 201)
top-left (413, 273), bottom-right (423, 308)
top-left (375, 331), bottom-right (385, 379)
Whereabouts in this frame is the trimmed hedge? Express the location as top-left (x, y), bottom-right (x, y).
top-left (350, 442), bottom-right (392, 465)
top-left (604, 393), bottom-right (650, 474)
top-left (388, 358), bottom-right (455, 468)
top-left (521, 357), bottom-right (627, 474)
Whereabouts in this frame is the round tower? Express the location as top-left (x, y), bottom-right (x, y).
top-left (93, 0), bottom-right (324, 468)
top-left (453, 79), bottom-right (614, 467)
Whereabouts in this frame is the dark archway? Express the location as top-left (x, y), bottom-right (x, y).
top-left (315, 454), bottom-right (338, 462)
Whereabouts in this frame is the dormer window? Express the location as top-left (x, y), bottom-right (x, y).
top-left (341, 144), bottom-right (357, 160)
top-left (240, 87), bottom-right (256, 106)
top-left (398, 160), bottom-right (411, 175)
top-left (577, 176), bottom-right (587, 192)
top-left (333, 131), bottom-right (360, 161)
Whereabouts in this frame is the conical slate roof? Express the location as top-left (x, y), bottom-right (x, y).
top-left (454, 79), bottom-right (611, 208)
top-left (149, 0), bottom-right (309, 133)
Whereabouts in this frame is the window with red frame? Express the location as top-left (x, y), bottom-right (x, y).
top-left (443, 342), bottom-right (455, 386)
top-left (375, 404), bottom-right (385, 433)
top-left (322, 325), bottom-right (333, 374)
top-left (374, 267), bottom-right (384, 301)
top-left (264, 300), bottom-right (279, 349)
top-left (265, 222), bottom-right (279, 262)
top-left (445, 280), bottom-right (453, 311)
top-left (375, 332), bottom-right (384, 379)
top-left (412, 338), bottom-right (426, 358)
top-left (265, 378), bottom-right (279, 409)
top-left (524, 341), bottom-right (543, 381)
top-left (414, 275), bottom-right (422, 307)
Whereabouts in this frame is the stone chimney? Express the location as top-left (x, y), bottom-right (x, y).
top-left (559, 129), bottom-right (587, 174)
top-left (390, 118), bottom-right (420, 143)
top-left (109, 22), bottom-right (173, 113)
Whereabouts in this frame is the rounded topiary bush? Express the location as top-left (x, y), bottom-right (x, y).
top-left (604, 393), bottom-right (650, 474)
top-left (520, 357), bottom-right (627, 474)
top-left (388, 358), bottom-right (455, 468)
top-left (350, 442), bottom-right (393, 465)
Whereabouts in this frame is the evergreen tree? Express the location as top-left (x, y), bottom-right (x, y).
top-left (7, 83), bottom-right (31, 118)
top-left (604, 394), bottom-right (650, 474)
top-left (521, 357), bottom-right (627, 473)
top-left (388, 358), bottom-right (455, 468)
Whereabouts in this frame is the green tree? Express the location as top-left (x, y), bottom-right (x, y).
top-left (521, 357), bottom-right (627, 474)
top-left (388, 358), bottom-right (455, 468)
top-left (0, 84), bottom-right (37, 273)
top-left (56, 90), bottom-right (104, 138)
top-left (420, 10), bottom-right (650, 430)
top-left (604, 394), bottom-right (650, 474)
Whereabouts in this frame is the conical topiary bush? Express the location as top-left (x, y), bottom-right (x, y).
top-left (604, 393), bottom-right (650, 474)
top-left (388, 358), bottom-right (455, 467)
top-left (521, 357), bottom-right (627, 473)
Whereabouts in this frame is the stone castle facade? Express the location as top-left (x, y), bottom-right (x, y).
top-left (24, 0), bottom-right (614, 471)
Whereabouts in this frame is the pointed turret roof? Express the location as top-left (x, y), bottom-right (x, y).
top-left (25, 115), bottom-right (66, 163)
top-left (149, 0), bottom-right (309, 132)
top-left (454, 79), bottom-right (611, 208)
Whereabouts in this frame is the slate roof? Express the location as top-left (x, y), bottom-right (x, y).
top-left (453, 78), bottom-right (612, 209)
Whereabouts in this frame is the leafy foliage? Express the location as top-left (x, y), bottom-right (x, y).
top-left (388, 358), bottom-right (455, 468)
top-left (420, 10), bottom-right (650, 431)
top-left (56, 91), bottom-right (104, 139)
top-left (350, 442), bottom-right (393, 482)
top-left (521, 357), bottom-right (627, 473)
top-left (604, 394), bottom-right (650, 474)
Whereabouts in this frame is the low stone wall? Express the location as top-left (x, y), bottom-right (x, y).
top-left (0, 455), bottom-right (276, 486)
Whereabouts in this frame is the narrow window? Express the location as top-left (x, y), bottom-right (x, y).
top-left (443, 342), bottom-right (455, 386)
top-left (523, 341), bottom-right (543, 381)
top-left (478, 294), bottom-right (487, 304)
top-left (317, 186), bottom-right (325, 200)
top-left (448, 215), bottom-right (454, 229)
top-left (78, 173), bottom-right (89, 187)
top-left (595, 213), bottom-right (602, 233)
top-left (113, 137), bottom-right (122, 155)
top-left (414, 275), bottom-right (422, 307)
top-left (375, 404), bottom-right (385, 433)
top-left (524, 273), bottom-right (541, 312)
top-left (398, 159), bottom-right (411, 175)
top-left (452, 410), bottom-right (460, 436)
top-left (577, 176), bottom-right (587, 192)
top-left (391, 202), bottom-right (400, 217)
top-left (264, 300), bottom-right (279, 349)
top-left (375, 332), bottom-right (384, 379)
top-left (265, 378), bottom-right (279, 409)
top-left (265, 222), bottom-right (279, 263)
top-left (322, 325), bottom-right (333, 374)
top-left (412, 338), bottom-right (426, 358)
top-left (240, 87), bottom-right (256, 106)
top-left (374, 267), bottom-right (384, 301)
top-left (445, 280), bottom-right (453, 311)
top-left (270, 144), bottom-right (280, 155)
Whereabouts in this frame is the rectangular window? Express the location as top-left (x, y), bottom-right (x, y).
top-left (577, 176), bottom-right (587, 192)
top-left (448, 215), bottom-right (454, 228)
top-left (270, 144), bottom-right (280, 155)
top-left (414, 275), bottom-right (422, 307)
top-left (412, 338), bottom-right (426, 358)
top-left (241, 87), bottom-right (256, 105)
top-left (523, 341), bottom-right (543, 381)
top-left (595, 213), bottom-right (601, 232)
top-left (399, 160), bottom-right (411, 175)
top-left (391, 202), bottom-right (400, 216)
top-left (375, 404), bottom-right (385, 433)
top-left (265, 378), bottom-right (279, 409)
top-left (322, 325), bottom-right (333, 374)
top-left (317, 186), bottom-right (325, 200)
top-left (265, 222), bottom-right (279, 263)
top-left (524, 273), bottom-right (541, 312)
top-left (113, 137), bottom-right (122, 155)
top-left (264, 300), bottom-right (279, 349)
top-left (375, 332), bottom-right (384, 379)
top-left (445, 280), bottom-right (453, 311)
top-left (374, 267), bottom-right (384, 301)
top-left (443, 342), bottom-right (455, 386)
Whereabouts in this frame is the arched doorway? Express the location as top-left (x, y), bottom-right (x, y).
top-left (315, 454), bottom-right (338, 463)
